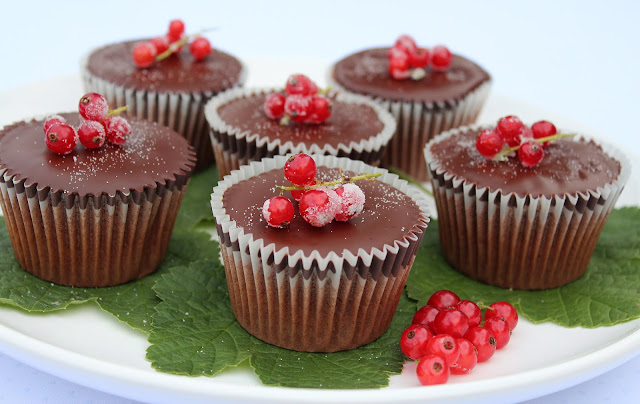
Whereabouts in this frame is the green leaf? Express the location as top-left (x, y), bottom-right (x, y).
top-left (147, 241), bottom-right (414, 388)
top-left (173, 166), bottom-right (218, 232)
top-left (407, 207), bottom-right (640, 328)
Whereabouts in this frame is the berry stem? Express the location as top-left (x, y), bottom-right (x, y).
top-left (276, 171), bottom-right (382, 191)
top-left (156, 27), bottom-right (216, 61)
top-left (106, 105), bottom-right (129, 117)
top-left (492, 132), bottom-right (575, 161)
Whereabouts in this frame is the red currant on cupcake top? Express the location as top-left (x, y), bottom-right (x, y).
top-left (474, 115), bottom-right (572, 167)
top-left (132, 19), bottom-right (213, 68)
top-left (263, 75), bottom-right (332, 125)
top-left (387, 35), bottom-right (452, 80)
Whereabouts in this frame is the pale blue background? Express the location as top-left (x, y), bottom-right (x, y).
top-left (0, 0), bottom-right (639, 403)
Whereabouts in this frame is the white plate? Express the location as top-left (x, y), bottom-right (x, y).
top-left (0, 63), bottom-right (639, 404)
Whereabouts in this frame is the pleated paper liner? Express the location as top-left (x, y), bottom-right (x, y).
top-left (211, 155), bottom-right (430, 352)
top-left (424, 125), bottom-right (631, 290)
top-left (204, 88), bottom-right (396, 179)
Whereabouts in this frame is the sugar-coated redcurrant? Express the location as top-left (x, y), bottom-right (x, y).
top-left (262, 196), bottom-right (295, 228)
top-left (284, 154), bottom-right (317, 186)
top-left (284, 94), bottom-right (313, 123)
top-left (168, 19), bottom-right (185, 42)
top-left (483, 318), bottom-right (511, 349)
top-left (105, 116), bottom-right (131, 145)
top-left (388, 53), bottom-right (410, 80)
top-left (132, 42), bottom-right (157, 68)
top-left (150, 36), bottom-right (169, 54)
top-left (531, 120), bottom-right (557, 147)
top-left (456, 300), bottom-right (482, 328)
top-left (496, 115), bottom-right (525, 147)
top-left (285, 74), bottom-right (319, 97)
top-left (43, 115), bottom-right (67, 133)
top-left (485, 301), bottom-right (518, 331)
top-left (427, 290), bottom-right (460, 310)
top-left (430, 45), bottom-right (452, 71)
top-left (409, 47), bottom-right (429, 69)
top-left (400, 324), bottom-right (434, 360)
top-left (45, 124), bottom-right (77, 155)
top-left (433, 308), bottom-right (470, 338)
top-left (464, 326), bottom-right (496, 362)
top-left (264, 93), bottom-right (286, 120)
top-left (77, 120), bottom-right (106, 149)
top-left (518, 141), bottom-right (544, 167)
top-left (412, 305), bottom-right (440, 330)
top-left (416, 354), bottom-right (449, 386)
top-left (334, 183), bottom-right (365, 221)
top-left (426, 334), bottom-right (459, 366)
top-left (393, 35), bottom-right (417, 54)
top-left (189, 37), bottom-right (212, 61)
top-left (450, 338), bottom-right (478, 375)
top-left (476, 128), bottom-right (504, 158)
top-left (79, 93), bottom-right (109, 122)
top-left (299, 187), bottom-right (340, 227)
top-left (307, 95), bottom-right (332, 124)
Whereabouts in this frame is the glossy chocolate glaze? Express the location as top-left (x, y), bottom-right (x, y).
top-left (429, 129), bottom-right (620, 196)
top-left (222, 167), bottom-right (421, 256)
top-left (86, 40), bottom-right (244, 93)
top-left (332, 48), bottom-right (491, 104)
top-left (0, 113), bottom-right (196, 198)
top-left (216, 93), bottom-right (384, 147)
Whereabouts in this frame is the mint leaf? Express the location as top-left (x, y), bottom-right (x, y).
top-left (173, 166), bottom-right (218, 232)
top-left (407, 207), bottom-right (640, 327)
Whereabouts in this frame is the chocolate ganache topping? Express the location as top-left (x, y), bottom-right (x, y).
top-left (429, 129), bottom-right (621, 197)
top-left (216, 93), bottom-right (384, 147)
top-left (223, 167), bottom-right (421, 256)
top-left (0, 113), bottom-right (196, 198)
top-left (332, 48), bottom-right (490, 104)
top-left (85, 40), bottom-right (244, 93)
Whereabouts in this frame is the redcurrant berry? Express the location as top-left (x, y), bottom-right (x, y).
top-left (43, 115), bottom-right (67, 133)
top-left (456, 300), bottom-right (482, 328)
top-left (426, 334), bottom-right (459, 366)
top-left (427, 290), bottom-right (460, 310)
top-left (105, 116), bottom-right (131, 145)
top-left (518, 141), bottom-right (544, 167)
top-left (393, 35), bottom-right (417, 54)
top-left (150, 36), bottom-right (169, 54)
top-left (299, 187), bottom-right (339, 227)
top-left (45, 124), bottom-right (77, 155)
top-left (433, 308), bottom-right (470, 338)
top-left (388, 52), bottom-right (410, 80)
top-left (290, 180), bottom-right (314, 202)
top-left (400, 324), bottom-right (434, 360)
top-left (483, 318), bottom-right (511, 349)
top-left (412, 305), bottom-right (439, 330)
top-left (168, 19), bottom-right (185, 42)
top-left (496, 115), bottom-right (525, 147)
top-left (264, 93), bottom-right (286, 120)
top-left (262, 196), bottom-right (295, 228)
top-left (416, 355), bottom-right (449, 386)
top-left (485, 301), bottom-right (518, 331)
top-left (409, 47), bottom-right (429, 69)
top-left (531, 120), bottom-right (557, 147)
top-left (430, 45), bottom-right (452, 71)
top-left (284, 94), bottom-right (313, 123)
top-left (189, 37), bottom-right (212, 61)
top-left (285, 74), bottom-right (319, 97)
top-left (334, 183), bottom-right (365, 221)
top-left (476, 128), bottom-right (504, 158)
top-left (306, 95), bottom-right (332, 124)
top-left (387, 46), bottom-right (409, 60)
top-left (450, 338), bottom-right (477, 375)
top-left (132, 42), bottom-right (157, 68)
top-left (77, 120), bottom-right (106, 149)
top-left (79, 93), bottom-right (109, 122)
top-left (464, 326), bottom-right (496, 362)
top-left (284, 154), bottom-right (316, 186)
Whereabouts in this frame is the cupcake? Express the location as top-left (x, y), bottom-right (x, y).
top-left (204, 74), bottom-right (396, 179)
top-left (82, 20), bottom-right (246, 170)
top-left (211, 155), bottom-right (429, 352)
top-left (331, 35), bottom-right (491, 181)
top-left (0, 113), bottom-right (196, 287)
top-left (424, 119), bottom-right (630, 290)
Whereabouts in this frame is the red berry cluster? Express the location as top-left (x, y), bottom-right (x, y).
top-left (400, 289), bottom-right (518, 386)
top-left (388, 35), bottom-right (452, 80)
top-left (132, 19), bottom-right (212, 68)
top-left (263, 74), bottom-right (332, 125)
top-left (43, 93), bottom-right (131, 155)
top-left (262, 154), bottom-right (369, 228)
top-left (475, 116), bottom-right (561, 167)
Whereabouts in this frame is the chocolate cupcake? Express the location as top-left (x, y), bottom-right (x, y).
top-left (424, 125), bottom-right (630, 290)
top-left (331, 45), bottom-right (491, 181)
top-left (211, 155), bottom-right (429, 352)
top-left (0, 114), bottom-right (196, 287)
top-left (204, 88), bottom-right (396, 178)
top-left (82, 39), bottom-right (246, 170)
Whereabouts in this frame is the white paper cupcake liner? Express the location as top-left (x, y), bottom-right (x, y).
top-left (81, 53), bottom-right (247, 171)
top-left (204, 88), bottom-right (396, 178)
top-left (211, 155), bottom-right (430, 351)
top-left (424, 125), bottom-right (631, 290)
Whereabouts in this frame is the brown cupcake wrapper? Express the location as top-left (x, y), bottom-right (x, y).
top-left (0, 168), bottom-right (192, 287)
top-left (204, 88), bottom-right (396, 178)
top-left (424, 125), bottom-right (631, 290)
top-left (81, 55), bottom-right (247, 171)
top-left (211, 155), bottom-right (430, 352)
top-left (329, 72), bottom-right (491, 181)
